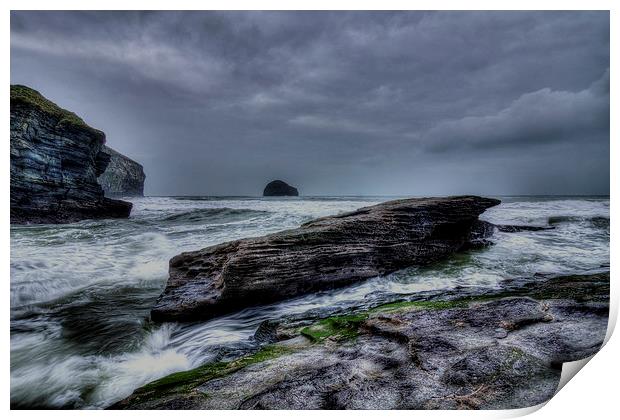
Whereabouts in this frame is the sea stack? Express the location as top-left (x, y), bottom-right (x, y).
top-left (98, 145), bottom-right (146, 197)
top-left (10, 85), bottom-right (132, 224)
top-left (263, 180), bottom-right (299, 196)
top-left (151, 196), bottom-right (501, 321)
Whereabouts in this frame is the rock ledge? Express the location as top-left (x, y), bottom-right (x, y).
top-left (114, 272), bottom-right (609, 410)
top-left (151, 196), bottom-right (500, 321)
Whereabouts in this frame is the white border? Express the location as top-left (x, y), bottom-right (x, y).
top-left (3, 2), bottom-right (616, 419)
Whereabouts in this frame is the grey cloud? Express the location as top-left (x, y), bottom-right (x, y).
top-left (425, 69), bottom-right (610, 153)
top-left (10, 11), bottom-right (609, 195)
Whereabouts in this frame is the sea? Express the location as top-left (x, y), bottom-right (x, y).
top-left (9, 195), bottom-right (610, 408)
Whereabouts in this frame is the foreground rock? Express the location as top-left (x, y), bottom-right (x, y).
top-left (263, 180), bottom-right (299, 196)
top-left (151, 196), bottom-right (500, 321)
top-left (10, 85), bottom-right (132, 224)
top-left (114, 272), bottom-right (609, 409)
top-left (98, 145), bottom-right (146, 197)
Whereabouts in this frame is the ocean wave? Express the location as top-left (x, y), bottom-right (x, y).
top-left (160, 207), bottom-right (270, 224)
top-left (10, 196), bottom-right (610, 409)
top-left (170, 196), bottom-right (253, 201)
top-left (548, 215), bottom-right (609, 228)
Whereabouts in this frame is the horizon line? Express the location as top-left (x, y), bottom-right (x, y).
top-left (143, 194), bottom-right (610, 198)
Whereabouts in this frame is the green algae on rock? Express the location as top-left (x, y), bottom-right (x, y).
top-left (300, 314), bottom-right (368, 342)
top-left (113, 272), bottom-right (609, 410)
top-left (111, 344), bottom-right (294, 409)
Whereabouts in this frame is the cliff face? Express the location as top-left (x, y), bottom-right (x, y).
top-left (10, 85), bottom-right (132, 224)
top-left (98, 145), bottom-right (145, 197)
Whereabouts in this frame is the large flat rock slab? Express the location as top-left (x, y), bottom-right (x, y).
top-left (114, 272), bottom-right (609, 410)
top-left (151, 196), bottom-right (500, 321)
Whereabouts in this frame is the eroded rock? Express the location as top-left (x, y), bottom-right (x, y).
top-left (10, 85), bottom-right (132, 224)
top-left (98, 145), bottom-right (146, 197)
top-left (114, 272), bottom-right (608, 410)
top-left (151, 196), bottom-right (500, 321)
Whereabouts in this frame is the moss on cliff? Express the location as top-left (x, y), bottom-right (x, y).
top-left (10, 84), bottom-right (105, 142)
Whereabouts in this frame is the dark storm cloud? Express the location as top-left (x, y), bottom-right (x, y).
top-left (425, 69), bottom-right (610, 153)
top-left (10, 11), bottom-right (609, 195)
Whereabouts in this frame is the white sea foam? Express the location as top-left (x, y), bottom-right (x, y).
top-left (10, 195), bottom-right (610, 408)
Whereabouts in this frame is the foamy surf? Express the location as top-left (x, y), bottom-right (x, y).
top-left (10, 195), bottom-right (610, 408)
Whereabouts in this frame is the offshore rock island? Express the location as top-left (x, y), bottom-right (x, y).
top-left (263, 180), bottom-right (299, 196)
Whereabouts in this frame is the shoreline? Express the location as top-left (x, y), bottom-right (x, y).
top-left (9, 196), bottom-right (610, 409)
top-left (112, 271), bottom-right (609, 410)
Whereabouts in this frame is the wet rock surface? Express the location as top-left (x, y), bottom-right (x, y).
top-left (151, 196), bottom-right (500, 321)
top-left (98, 145), bottom-right (146, 197)
top-left (263, 180), bottom-right (299, 196)
top-left (113, 272), bottom-right (609, 410)
top-left (10, 85), bottom-right (132, 224)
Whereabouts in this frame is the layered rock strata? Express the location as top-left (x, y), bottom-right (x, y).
top-left (98, 145), bottom-right (145, 197)
top-left (151, 196), bottom-right (500, 321)
top-left (10, 85), bottom-right (131, 224)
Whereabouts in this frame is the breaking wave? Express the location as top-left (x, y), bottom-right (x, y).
top-left (10, 195), bottom-right (609, 408)
top-left (548, 215), bottom-right (610, 228)
top-left (160, 207), bottom-right (270, 224)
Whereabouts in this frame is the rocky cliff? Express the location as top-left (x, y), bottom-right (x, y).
top-left (151, 196), bottom-right (500, 322)
top-left (98, 145), bottom-right (145, 197)
top-left (10, 85), bottom-right (132, 224)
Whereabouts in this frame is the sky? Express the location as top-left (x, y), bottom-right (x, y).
top-left (10, 11), bottom-right (610, 196)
